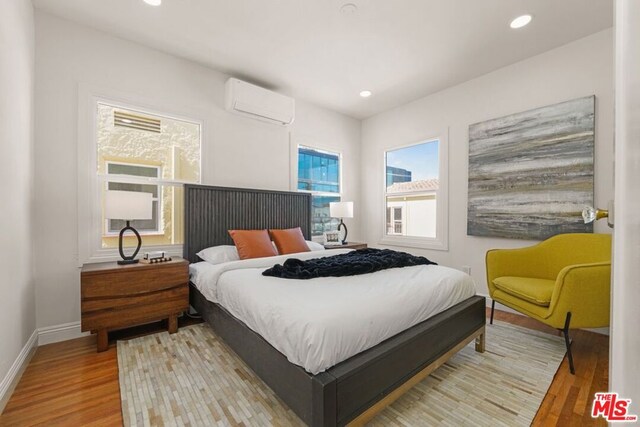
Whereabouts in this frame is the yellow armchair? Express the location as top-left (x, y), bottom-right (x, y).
top-left (486, 233), bottom-right (611, 374)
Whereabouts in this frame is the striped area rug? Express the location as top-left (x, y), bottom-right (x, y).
top-left (118, 321), bottom-right (565, 426)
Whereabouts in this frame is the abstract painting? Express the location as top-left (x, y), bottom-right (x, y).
top-left (467, 96), bottom-right (595, 240)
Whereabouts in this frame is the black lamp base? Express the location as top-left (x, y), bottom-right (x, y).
top-left (338, 218), bottom-right (349, 245)
top-left (118, 221), bottom-right (142, 265)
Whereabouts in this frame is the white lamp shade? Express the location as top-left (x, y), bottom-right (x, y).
top-left (105, 190), bottom-right (153, 220)
top-left (330, 201), bottom-right (354, 218)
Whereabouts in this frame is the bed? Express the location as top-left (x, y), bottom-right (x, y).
top-left (184, 184), bottom-right (486, 426)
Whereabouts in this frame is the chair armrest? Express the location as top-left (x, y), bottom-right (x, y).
top-left (485, 245), bottom-right (548, 296)
top-left (547, 261), bottom-right (611, 328)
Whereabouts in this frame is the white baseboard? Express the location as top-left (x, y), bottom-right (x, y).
top-left (0, 330), bottom-right (38, 414)
top-left (37, 321), bottom-right (89, 346)
top-left (585, 327), bottom-right (609, 335)
top-left (480, 293), bottom-right (610, 336)
top-left (0, 322), bottom-right (91, 412)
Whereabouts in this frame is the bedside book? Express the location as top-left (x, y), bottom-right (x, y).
top-left (139, 256), bottom-right (173, 264)
top-left (324, 242), bottom-right (368, 250)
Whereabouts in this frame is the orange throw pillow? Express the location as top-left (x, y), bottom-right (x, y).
top-left (269, 227), bottom-right (310, 255)
top-left (228, 229), bottom-right (278, 260)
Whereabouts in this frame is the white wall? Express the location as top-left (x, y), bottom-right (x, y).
top-left (361, 29), bottom-right (614, 297)
top-left (33, 12), bottom-right (361, 330)
top-left (290, 99), bottom-right (361, 232)
top-left (0, 0), bottom-right (36, 401)
top-left (610, 0), bottom-right (640, 407)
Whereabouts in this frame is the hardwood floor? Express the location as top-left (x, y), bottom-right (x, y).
top-left (0, 310), bottom-right (608, 426)
top-left (514, 311), bottom-right (609, 427)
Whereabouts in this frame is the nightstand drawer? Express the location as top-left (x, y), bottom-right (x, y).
top-left (81, 284), bottom-right (188, 313)
top-left (81, 264), bottom-right (187, 298)
top-left (81, 290), bottom-right (188, 331)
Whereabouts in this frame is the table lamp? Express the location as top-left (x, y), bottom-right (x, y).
top-left (105, 190), bottom-right (153, 265)
top-left (330, 201), bottom-right (354, 245)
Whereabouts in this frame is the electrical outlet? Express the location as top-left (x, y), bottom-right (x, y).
top-left (461, 265), bottom-right (471, 275)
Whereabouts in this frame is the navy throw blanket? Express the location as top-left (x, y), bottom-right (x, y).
top-left (262, 248), bottom-right (436, 280)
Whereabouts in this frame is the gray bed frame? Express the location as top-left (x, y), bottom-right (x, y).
top-left (184, 184), bottom-right (486, 426)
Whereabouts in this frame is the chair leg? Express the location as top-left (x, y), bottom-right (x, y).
top-left (490, 300), bottom-right (495, 325)
top-left (562, 312), bottom-right (575, 375)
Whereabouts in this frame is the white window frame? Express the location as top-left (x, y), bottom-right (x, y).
top-left (78, 84), bottom-right (204, 264)
top-left (104, 161), bottom-right (163, 236)
top-left (380, 130), bottom-right (449, 251)
top-left (291, 142), bottom-right (343, 240)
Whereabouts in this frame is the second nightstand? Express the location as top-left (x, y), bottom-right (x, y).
top-left (81, 258), bottom-right (189, 352)
top-left (324, 242), bottom-right (368, 250)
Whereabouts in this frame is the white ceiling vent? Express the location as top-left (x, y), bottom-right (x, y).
top-left (224, 78), bottom-right (295, 126)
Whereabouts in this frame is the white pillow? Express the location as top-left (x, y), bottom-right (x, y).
top-left (196, 245), bottom-right (240, 264)
top-left (306, 240), bottom-right (326, 251)
top-left (198, 241), bottom-right (323, 263)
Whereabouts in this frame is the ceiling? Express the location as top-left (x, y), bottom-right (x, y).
top-left (32, 0), bottom-right (613, 119)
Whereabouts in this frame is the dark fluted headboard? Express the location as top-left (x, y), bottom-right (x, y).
top-left (183, 184), bottom-right (312, 263)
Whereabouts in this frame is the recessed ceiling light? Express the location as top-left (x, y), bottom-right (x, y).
top-left (143, 0), bottom-right (162, 6)
top-left (510, 14), bottom-right (532, 29)
top-left (359, 90), bottom-right (372, 98)
top-left (340, 3), bottom-right (358, 14)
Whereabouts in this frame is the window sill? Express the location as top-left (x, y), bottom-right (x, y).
top-left (80, 244), bottom-right (184, 266)
top-left (102, 232), bottom-right (166, 237)
top-left (379, 236), bottom-right (448, 251)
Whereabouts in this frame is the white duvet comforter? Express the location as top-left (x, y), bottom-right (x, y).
top-left (190, 249), bottom-right (475, 374)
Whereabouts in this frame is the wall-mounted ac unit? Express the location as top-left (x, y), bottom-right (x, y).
top-left (224, 78), bottom-right (295, 126)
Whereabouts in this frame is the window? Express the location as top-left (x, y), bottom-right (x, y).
top-left (106, 162), bottom-right (161, 234)
top-left (382, 135), bottom-right (448, 250)
top-left (297, 146), bottom-right (341, 236)
top-left (95, 102), bottom-right (201, 253)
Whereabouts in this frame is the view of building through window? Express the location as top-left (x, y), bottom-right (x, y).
top-left (386, 166), bottom-right (412, 187)
top-left (96, 103), bottom-right (201, 249)
top-left (385, 140), bottom-right (439, 238)
top-left (297, 146), bottom-right (341, 236)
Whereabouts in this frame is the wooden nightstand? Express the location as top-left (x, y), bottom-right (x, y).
top-left (324, 242), bottom-right (368, 250)
top-left (81, 258), bottom-right (189, 352)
